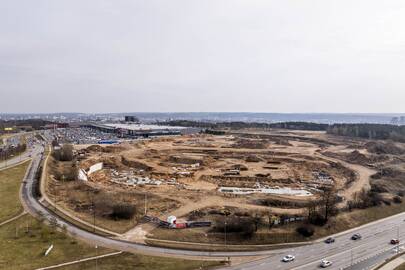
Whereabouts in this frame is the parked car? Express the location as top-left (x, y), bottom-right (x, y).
top-left (282, 255), bottom-right (295, 262)
top-left (351, 233), bottom-right (362, 240)
top-left (320, 260), bottom-right (333, 268)
top-left (325, 237), bottom-right (335, 244)
top-left (391, 239), bottom-right (400, 245)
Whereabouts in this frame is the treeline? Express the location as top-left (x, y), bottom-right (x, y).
top-left (327, 124), bottom-right (405, 142)
top-left (161, 120), bottom-right (405, 142)
top-left (52, 144), bottom-right (74, 162)
top-left (158, 120), bottom-right (329, 131)
top-left (0, 119), bottom-right (54, 132)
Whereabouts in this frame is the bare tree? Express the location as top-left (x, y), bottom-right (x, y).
top-left (319, 188), bottom-right (338, 222)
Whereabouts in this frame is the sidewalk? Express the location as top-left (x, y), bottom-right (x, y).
top-left (0, 212), bottom-right (27, 227)
top-left (378, 254), bottom-right (405, 270)
top-left (35, 251), bottom-right (123, 270)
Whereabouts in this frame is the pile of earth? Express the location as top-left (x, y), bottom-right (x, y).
top-left (245, 155), bottom-right (263, 162)
top-left (168, 155), bottom-right (204, 165)
top-left (86, 145), bottom-right (125, 153)
top-left (365, 141), bottom-right (405, 155)
top-left (121, 156), bottom-right (153, 171)
top-left (371, 167), bottom-right (405, 179)
top-left (231, 138), bottom-right (269, 149)
top-left (370, 166), bottom-right (405, 194)
top-left (323, 150), bottom-right (388, 166)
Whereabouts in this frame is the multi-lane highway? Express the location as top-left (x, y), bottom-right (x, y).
top-left (16, 137), bottom-right (405, 270)
top-left (0, 133), bottom-right (39, 169)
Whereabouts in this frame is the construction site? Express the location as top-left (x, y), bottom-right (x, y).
top-left (45, 127), bottom-right (405, 246)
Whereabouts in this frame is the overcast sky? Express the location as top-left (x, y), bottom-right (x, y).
top-left (1, 1), bottom-right (405, 113)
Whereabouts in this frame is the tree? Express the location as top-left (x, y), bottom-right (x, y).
top-left (319, 188), bottom-right (338, 222)
top-left (111, 203), bottom-right (137, 220)
top-left (49, 217), bottom-right (58, 233)
top-left (306, 188), bottom-right (338, 226)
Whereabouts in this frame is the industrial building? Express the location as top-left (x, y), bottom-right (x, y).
top-left (85, 123), bottom-right (199, 138)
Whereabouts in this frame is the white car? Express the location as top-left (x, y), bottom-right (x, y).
top-left (320, 260), bottom-right (333, 268)
top-left (282, 255), bottom-right (295, 262)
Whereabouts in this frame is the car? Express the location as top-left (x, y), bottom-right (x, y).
top-left (320, 259), bottom-right (333, 268)
top-left (282, 255), bottom-right (295, 262)
top-left (351, 233), bottom-right (362, 240)
top-left (325, 237), bottom-right (335, 244)
top-left (391, 239), bottom-right (400, 245)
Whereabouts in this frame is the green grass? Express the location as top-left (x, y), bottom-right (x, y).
top-left (58, 252), bottom-right (224, 270)
top-left (0, 215), bottom-right (110, 270)
top-left (0, 215), bottom-right (223, 270)
top-left (0, 162), bottom-right (29, 223)
top-left (0, 158), bottom-right (222, 270)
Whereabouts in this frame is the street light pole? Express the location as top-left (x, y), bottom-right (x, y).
top-left (397, 225), bottom-right (400, 253)
top-left (93, 197), bottom-right (96, 233)
top-left (224, 214), bottom-right (227, 249)
top-left (351, 249), bottom-right (353, 268)
top-left (95, 245), bottom-right (98, 270)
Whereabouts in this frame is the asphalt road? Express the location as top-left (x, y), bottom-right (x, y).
top-left (15, 139), bottom-right (405, 269)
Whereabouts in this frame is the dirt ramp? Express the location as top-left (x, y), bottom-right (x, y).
top-left (365, 141), bottom-right (405, 155)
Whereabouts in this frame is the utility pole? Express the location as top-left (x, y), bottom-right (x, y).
top-left (144, 193), bottom-right (147, 216)
top-left (93, 197), bottom-right (96, 233)
top-left (397, 225), bottom-right (400, 253)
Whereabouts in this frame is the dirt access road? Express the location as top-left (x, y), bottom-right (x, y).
top-left (316, 148), bottom-right (375, 205)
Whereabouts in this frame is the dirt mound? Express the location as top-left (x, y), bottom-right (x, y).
top-left (102, 156), bottom-right (124, 169)
top-left (121, 156), bottom-right (153, 171)
top-left (245, 155), bottom-right (262, 162)
top-left (323, 150), bottom-right (388, 166)
top-left (365, 141), bottom-right (405, 155)
top-left (371, 167), bottom-right (405, 179)
top-left (232, 139), bottom-right (269, 149)
top-left (103, 145), bottom-right (126, 153)
top-left (80, 156), bottom-right (124, 170)
top-left (369, 166), bottom-right (405, 194)
top-left (229, 164), bottom-right (248, 171)
top-left (86, 145), bottom-right (103, 152)
top-left (86, 145), bottom-right (125, 153)
top-left (346, 150), bottom-right (371, 164)
top-left (270, 137), bottom-right (292, 146)
top-left (168, 155), bottom-right (204, 165)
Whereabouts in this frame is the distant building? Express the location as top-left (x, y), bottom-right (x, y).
top-left (85, 123), bottom-right (198, 138)
top-left (124, 116), bottom-right (139, 123)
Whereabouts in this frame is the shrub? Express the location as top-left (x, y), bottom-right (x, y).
top-left (213, 217), bottom-right (256, 238)
top-left (393, 196), bottom-right (403, 204)
top-left (296, 225), bottom-right (315, 237)
top-left (111, 203), bottom-right (136, 220)
top-left (308, 213), bottom-right (327, 226)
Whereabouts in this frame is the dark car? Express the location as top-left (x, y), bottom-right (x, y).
top-left (325, 237), bottom-right (335, 244)
top-left (391, 239), bottom-right (400, 245)
top-left (351, 233), bottom-right (362, 240)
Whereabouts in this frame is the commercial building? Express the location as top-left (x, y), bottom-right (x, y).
top-left (85, 123), bottom-right (199, 138)
top-left (124, 116), bottom-right (139, 123)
